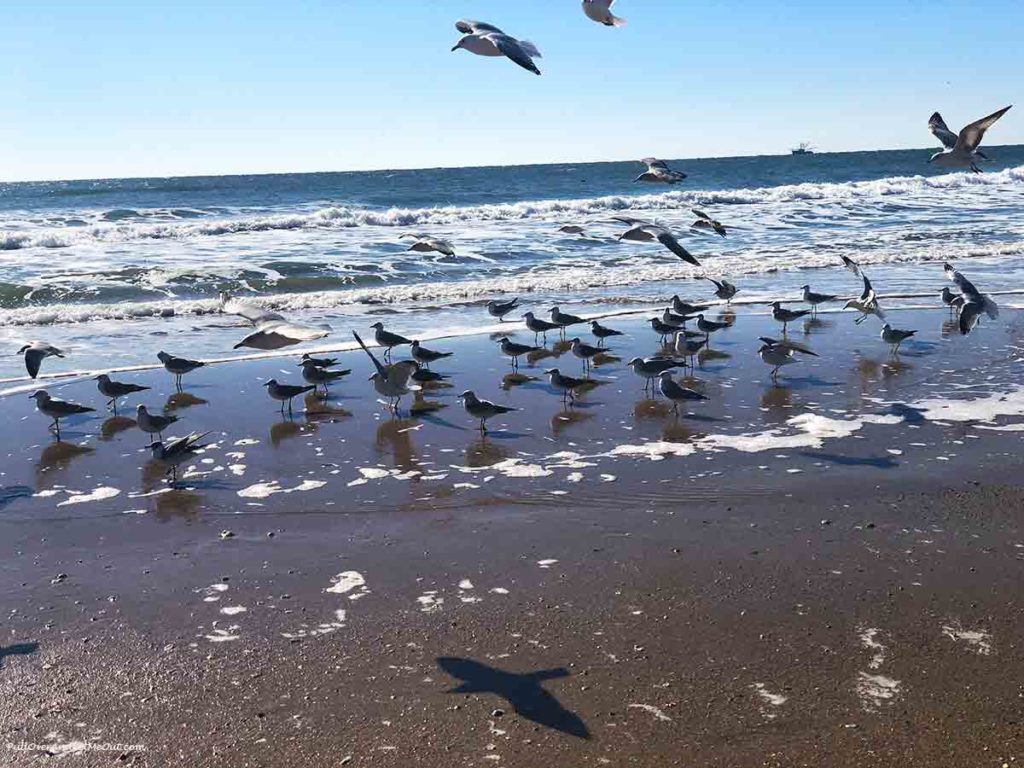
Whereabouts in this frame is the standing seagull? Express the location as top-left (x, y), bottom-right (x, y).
top-left (545, 368), bottom-right (587, 402)
top-left (370, 322), bottom-right (414, 359)
top-left (263, 379), bottom-right (316, 414)
top-left (30, 390), bottom-right (94, 440)
top-left (844, 275), bottom-right (885, 325)
top-left (158, 351), bottom-right (205, 389)
top-left (928, 105), bottom-right (1011, 173)
top-left (672, 296), bottom-right (710, 315)
top-left (570, 337), bottom-right (602, 375)
top-left (299, 360), bottom-right (351, 391)
top-left (658, 372), bottom-right (708, 414)
top-left (880, 324), bottom-right (916, 354)
top-left (801, 285), bottom-right (838, 313)
top-left (451, 20), bottom-right (542, 76)
top-left (944, 262), bottom-right (999, 335)
top-left (136, 404), bottom-right (179, 440)
top-left (589, 319), bottom-right (623, 345)
top-left (691, 209), bottom-right (727, 237)
top-left (524, 311), bottom-right (561, 343)
top-left (400, 234), bottom-right (456, 256)
top-left (353, 331), bottom-right (421, 412)
top-left (95, 374), bottom-right (150, 413)
top-left (702, 277), bottom-right (738, 303)
top-left (771, 301), bottom-right (811, 333)
top-left (619, 222), bottom-right (701, 266)
top-left (498, 337), bottom-right (540, 369)
top-left (549, 306), bottom-right (587, 332)
top-left (757, 341), bottom-right (798, 380)
top-left (582, 0), bottom-right (626, 27)
top-left (628, 356), bottom-right (685, 393)
top-left (410, 340), bottom-right (453, 369)
top-left (18, 342), bottom-right (64, 379)
top-left (459, 390), bottom-right (517, 433)
top-left (487, 297), bottom-right (520, 321)
top-left (696, 314), bottom-right (731, 339)
top-left (941, 286), bottom-right (965, 314)
top-left (634, 158), bottom-right (686, 184)
top-left (148, 432), bottom-right (211, 485)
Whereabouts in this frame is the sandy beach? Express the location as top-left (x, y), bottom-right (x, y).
top-left (2, 302), bottom-right (1024, 765)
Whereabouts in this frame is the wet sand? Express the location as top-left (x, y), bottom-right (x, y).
top-left (2, 303), bottom-right (1024, 764)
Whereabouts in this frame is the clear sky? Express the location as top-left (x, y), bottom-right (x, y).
top-left (1, 0), bottom-right (1021, 181)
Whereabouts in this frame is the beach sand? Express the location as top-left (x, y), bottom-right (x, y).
top-left (2, 303), bottom-right (1024, 765)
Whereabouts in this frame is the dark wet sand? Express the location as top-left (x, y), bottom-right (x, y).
top-left (2, 306), bottom-right (1024, 765)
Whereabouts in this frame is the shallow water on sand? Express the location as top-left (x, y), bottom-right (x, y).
top-left (2, 300), bottom-right (1022, 521)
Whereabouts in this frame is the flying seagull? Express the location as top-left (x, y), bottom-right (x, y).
top-left (18, 341), bottom-right (64, 379)
top-left (634, 158), bottom-right (686, 184)
top-left (928, 105), bottom-right (1011, 173)
top-left (219, 292), bottom-right (284, 326)
top-left (841, 255), bottom-right (861, 277)
top-left (400, 234), bottom-right (456, 256)
top-left (944, 262), bottom-right (998, 335)
top-left (929, 111), bottom-right (994, 162)
top-left (451, 20), bottom-right (542, 76)
top-left (843, 274), bottom-right (885, 325)
top-left (582, 0), bottom-right (626, 27)
top-left (234, 320), bottom-right (330, 351)
top-left (618, 223), bottom-right (700, 266)
top-left (702, 277), bottom-right (738, 302)
top-left (691, 209), bottom-right (727, 237)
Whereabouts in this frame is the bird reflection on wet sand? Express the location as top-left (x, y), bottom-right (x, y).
top-left (35, 442), bottom-right (94, 489)
top-left (760, 385), bottom-right (793, 424)
top-left (100, 416), bottom-right (136, 441)
top-left (464, 435), bottom-right (509, 468)
top-left (550, 407), bottom-right (594, 437)
top-left (376, 417), bottom-right (420, 472)
top-left (165, 391), bottom-right (208, 412)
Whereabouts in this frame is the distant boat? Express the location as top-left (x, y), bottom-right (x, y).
top-left (791, 142), bottom-right (814, 155)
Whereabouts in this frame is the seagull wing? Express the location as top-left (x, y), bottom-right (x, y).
top-left (841, 255), bottom-right (861, 277)
top-left (860, 274), bottom-right (875, 302)
top-left (456, 19), bottom-right (503, 34)
top-left (612, 214), bottom-right (653, 227)
top-left (353, 331), bottom-right (388, 378)
top-left (692, 208), bottom-right (712, 222)
top-left (928, 112), bottom-right (958, 149)
top-left (518, 40), bottom-right (542, 58)
top-left (955, 105), bottom-right (1012, 153)
top-left (959, 301), bottom-right (985, 335)
top-left (945, 266), bottom-right (982, 299)
top-left (488, 34), bottom-right (540, 75)
top-left (23, 348), bottom-right (44, 378)
top-left (654, 230), bottom-right (700, 266)
top-left (641, 157), bottom-right (668, 170)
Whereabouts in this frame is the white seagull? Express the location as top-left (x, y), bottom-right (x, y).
top-left (582, 0), bottom-right (627, 27)
top-left (18, 341), bottom-right (64, 379)
top-left (634, 158), bottom-right (686, 184)
top-left (928, 105), bottom-right (1011, 173)
top-left (944, 262), bottom-right (998, 335)
top-left (619, 222), bottom-right (700, 266)
top-left (451, 20), bottom-right (542, 76)
top-left (843, 275), bottom-right (885, 325)
top-left (400, 234), bottom-right (456, 257)
top-left (219, 292), bottom-right (284, 326)
top-left (233, 320), bottom-right (331, 351)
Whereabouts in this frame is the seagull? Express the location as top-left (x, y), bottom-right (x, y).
top-left (263, 379), bottom-right (316, 413)
top-left (400, 233), bottom-right (456, 256)
top-left (459, 390), bottom-right (517, 433)
top-left (136, 404), bottom-right (179, 440)
top-left (696, 314), bottom-right (731, 337)
top-left (219, 292), bottom-right (284, 326)
top-left (30, 390), bottom-right (94, 440)
top-left (673, 336), bottom-right (707, 368)
top-left (658, 372), bottom-right (709, 413)
top-left (570, 337), bottom-right (602, 375)
top-left (801, 285), bottom-right (838, 313)
top-left (299, 360), bottom-right (351, 391)
top-left (148, 432), bottom-right (211, 484)
top-left (233, 320), bottom-right (330, 351)
top-left (545, 368), bottom-right (587, 402)
top-left (771, 301), bottom-right (811, 333)
top-left (549, 306), bottom-right (586, 332)
top-left (757, 340), bottom-right (798, 380)
top-left (928, 105), bottom-right (1011, 173)
top-left (589, 319), bottom-right (623, 345)
top-left (940, 286), bottom-right (965, 314)
top-left (843, 275), bottom-right (885, 325)
top-left (18, 342), bottom-right (64, 379)
top-left (841, 255), bottom-right (861, 277)
top-left (557, 224), bottom-right (587, 236)
top-left (451, 20), bottom-right (542, 76)
top-left (944, 262), bottom-right (998, 335)
top-left (301, 353), bottom-right (340, 368)
top-left (691, 209), bottom-right (727, 237)
top-left (582, 0), bottom-right (627, 27)
top-left (412, 368), bottom-right (449, 384)
top-left (650, 317), bottom-right (681, 342)
top-left (662, 308), bottom-right (693, 327)
top-left (524, 312), bottom-right (561, 343)
top-left (157, 351), bottom-right (205, 389)
top-left (498, 337), bottom-right (540, 369)
top-left (410, 340), bottom-right (453, 369)
top-left (618, 223), bottom-right (700, 266)
top-left (628, 356), bottom-right (685, 392)
top-left (353, 331), bottom-right (421, 412)
top-left (95, 374), bottom-right (150, 413)
top-left (487, 297), bottom-right (520, 322)
top-left (634, 158), bottom-right (686, 184)
top-left (671, 296), bottom-right (710, 315)
top-left (702, 277), bottom-right (738, 303)
top-left (880, 324), bottom-right (916, 354)
top-left (370, 322), bottom-right (413, 359)
top-left (757, 337), bottom-right (818, 357)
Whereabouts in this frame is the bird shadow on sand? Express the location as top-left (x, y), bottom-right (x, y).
top-left (801, 451), bottom-right (899, 469)
top-left (437, 657), bottom-right (590, 739)
top-left (0, 642), bottom-right (39, 670)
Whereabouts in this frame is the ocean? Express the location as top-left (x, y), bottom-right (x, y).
top-left (2, 147), bottom-right (1023, 379)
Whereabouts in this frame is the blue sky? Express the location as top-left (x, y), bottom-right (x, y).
top-left (1, 0), bottom-right (1021, 181)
